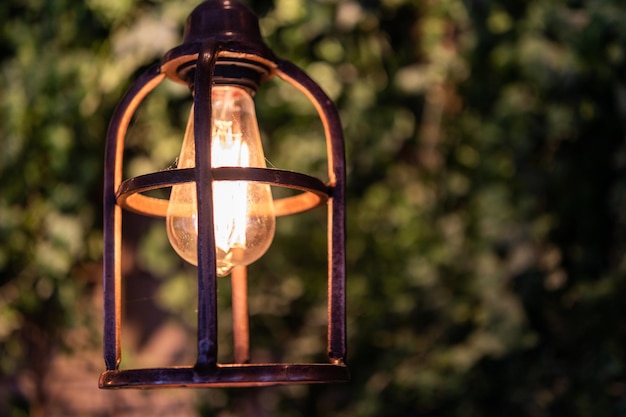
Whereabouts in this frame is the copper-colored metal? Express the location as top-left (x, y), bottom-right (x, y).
top-left (101, 0), bottom-right (347, 389)
top-left (274, 59), bottom-right (347, 364)
top-left (193, 41), bottom-right (219, 368)
top-left (231, 265), bottom-right (250, 364)
top-left (115, 167), bottom-right (331, 218)
top-left (99, 364), bottom-right (349, 388)
top-left (103, 64), bottom-right (165, 371)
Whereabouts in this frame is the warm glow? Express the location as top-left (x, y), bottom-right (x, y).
top-left (212, 119), bottom-right (250, 255)
top-left (166, 86), bottom-right (275, 276)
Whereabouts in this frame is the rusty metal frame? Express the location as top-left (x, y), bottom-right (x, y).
top-left (100, 0), bottom-right (347, 389)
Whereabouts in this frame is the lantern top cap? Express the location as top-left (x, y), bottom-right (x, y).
top-left (161, 0), bottom-right (276, 87)
top-left (183, 0), bottom-right (265, 45)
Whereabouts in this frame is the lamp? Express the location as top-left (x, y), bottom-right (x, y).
top-left (100, 0), bottom-right (347, 388)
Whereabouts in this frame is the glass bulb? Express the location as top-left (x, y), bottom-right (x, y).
top-left (166, 85), bottom-right (275, 276)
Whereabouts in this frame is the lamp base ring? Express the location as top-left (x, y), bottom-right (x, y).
top-left (99, 363), bottom-right (349, 389)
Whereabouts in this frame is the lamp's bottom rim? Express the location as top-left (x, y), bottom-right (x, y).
top-left (99, 363), bottom-right (349, 389)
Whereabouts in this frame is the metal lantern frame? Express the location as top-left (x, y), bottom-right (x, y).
top-left (100, 0), bottom-right (347, 388)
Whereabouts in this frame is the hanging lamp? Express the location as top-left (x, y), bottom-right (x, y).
top-left (100, 0), bottom-right (348, 388)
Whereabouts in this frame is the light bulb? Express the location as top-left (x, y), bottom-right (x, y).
top-left (166, 85), bottom-right (275, 276)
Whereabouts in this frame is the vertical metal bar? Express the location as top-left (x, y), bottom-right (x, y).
top-left (194, 42), bottom-right (220, 368)
top-left (323, 90), bottom-right (347, 365)
top-left (325, 110), bottom-right (346, 365)
top-left (103, 203), bottom-right (121, 370)
top-left (231, 265), bottom-right (250, 364)
top-left (275, 60), bottom-right (347, 364)
top-left (328, 182), bottom-right (346, 364)
top-left (103, 65), bottom-right (164, 370)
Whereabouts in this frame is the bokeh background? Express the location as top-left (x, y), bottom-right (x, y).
top-left (2, 0), bottom-right (626, 415)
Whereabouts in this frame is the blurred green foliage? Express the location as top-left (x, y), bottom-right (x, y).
top-left (2, 0), bottom-right (626, 416)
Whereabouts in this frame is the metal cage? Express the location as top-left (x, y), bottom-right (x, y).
top-left (100, 0), bottom-right (348, 388)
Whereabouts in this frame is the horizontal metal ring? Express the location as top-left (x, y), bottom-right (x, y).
top-left (116, 167), bottom-right (332, 217)
top-left (99, 363), bottom-right (349, 389)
